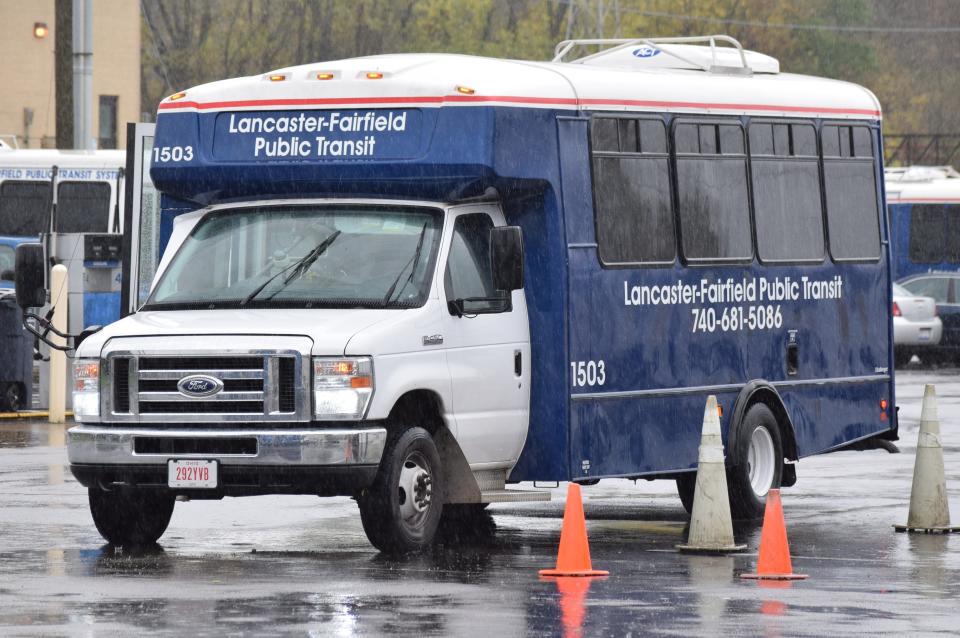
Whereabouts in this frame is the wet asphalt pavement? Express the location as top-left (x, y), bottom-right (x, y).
top-left (1, 368), bottom-right (959, 637)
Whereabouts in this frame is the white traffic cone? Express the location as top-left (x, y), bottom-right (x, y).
top-left (895, 384), bottom-right (960, 534)
top-left (677, 395), bottom-right (746, 553)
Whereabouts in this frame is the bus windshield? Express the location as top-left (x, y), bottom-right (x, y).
top-left (144, 205), bottom-right (444, 310)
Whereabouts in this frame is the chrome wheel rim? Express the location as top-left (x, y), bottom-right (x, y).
top-left (397, 451), bottom-right (433, 528)
top-left (747, 426), bottom-right (776, 498)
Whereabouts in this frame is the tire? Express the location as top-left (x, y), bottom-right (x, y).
top-left (1, 383), bottom-right (23, 411)
top-left (88, 488), bottom-right (176, 545)
top-left (357, 426), bottom-right (443, 554)
top-left (676, 473), bottom-right (696, 514)
top-left (893, 350), bottom-right (912, 368)
top-left (727, 403), bottom-right (783, 520)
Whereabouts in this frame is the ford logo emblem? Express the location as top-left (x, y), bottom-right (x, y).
top-left (177, 375), bottom-right (224, 398)
top-left (632, 46), bottom-right (660, 58)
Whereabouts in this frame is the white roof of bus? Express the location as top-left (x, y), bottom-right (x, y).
top-left (0, 149), bottom-right (124, 170)
top-left (158, 48), bottom-right (881, 121)
top-left (885, 166), bottom-right (960, 203)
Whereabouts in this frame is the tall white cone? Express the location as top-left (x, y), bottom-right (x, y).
top-left (677, 395), bottom-right (746, 553)
top-left (896, 384), bottom-right (960, 533)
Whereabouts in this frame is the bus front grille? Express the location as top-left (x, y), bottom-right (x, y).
top-left (106, 351), bottom-right (307, 423)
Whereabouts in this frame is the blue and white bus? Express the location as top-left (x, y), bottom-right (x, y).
top-left (886, 165), bottom-right (960, 280)
top-left (59, 37), bottom-right (896, 553)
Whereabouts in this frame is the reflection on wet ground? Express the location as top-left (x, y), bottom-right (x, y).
top-left (1, 369), bottom-right (959, 635)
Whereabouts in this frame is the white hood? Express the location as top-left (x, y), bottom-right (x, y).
top-left (78, 307), bottom-right (405, 357)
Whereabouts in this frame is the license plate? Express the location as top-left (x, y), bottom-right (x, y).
top-left (168, 459), bottom-right (218, 488)
top-left (919, 329), bottom-right (931, 341)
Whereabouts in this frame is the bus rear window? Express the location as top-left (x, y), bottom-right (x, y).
top-left (0, 181), bottom-right (50, 236)
top-left (909, 205), bottom-right (960, 263)
top-left (56, 182), bottom-right (110, 233)
top-left (590, 117), bottom-right (675, 266)
top-left (822, 124), bottom-right (880, 261)
top-left (674, 121), bottom-right (752, 262)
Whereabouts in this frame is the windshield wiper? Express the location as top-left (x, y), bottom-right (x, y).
top-left (240, 230), bottom-right (341, 306)
top-left (382, 222), bottom-right (429, 307)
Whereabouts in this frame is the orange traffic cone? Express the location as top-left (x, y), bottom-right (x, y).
top-left (741, 489), bottom-right (808, 581)
top-left (539, 483), bottom-right (609, 577)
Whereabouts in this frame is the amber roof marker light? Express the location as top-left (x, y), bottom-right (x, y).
top-left (167, 91), bottom-right (188, 102)
top-left (366, 72), bottom-right (384, 80)
top-left (456, 85), bottom-right (476, 95)
top-left (317, 72), bottom-right (335, 80)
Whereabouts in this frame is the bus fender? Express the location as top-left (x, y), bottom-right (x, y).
top-left (728, 381), bottom-right (798, 488)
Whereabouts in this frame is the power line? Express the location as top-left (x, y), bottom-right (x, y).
top-left (538, 1), bottom-right (960, 34)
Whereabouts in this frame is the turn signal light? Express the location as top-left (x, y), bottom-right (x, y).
top-left (892, 301), bottom-right (901, 317)
top-left (880, 399), bottom-right (888, 411)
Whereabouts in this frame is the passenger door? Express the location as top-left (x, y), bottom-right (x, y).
top-left (440, 208), bottom-right (531, 467)
top-left (121, 122), bottom-right (161, 316)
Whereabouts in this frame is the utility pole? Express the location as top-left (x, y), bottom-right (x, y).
top-left (55, 0), bottom-right (73, 149)
top-left (72, 0), bottom-right (94, 150)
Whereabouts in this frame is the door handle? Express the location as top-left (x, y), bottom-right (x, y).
top-left (514, 350), bottom-right (522, 377)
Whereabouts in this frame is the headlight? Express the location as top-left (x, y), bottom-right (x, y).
top-left (72, 359), bottom-right (100, 421)
top-left (313, 357), bottom-right (373, 420)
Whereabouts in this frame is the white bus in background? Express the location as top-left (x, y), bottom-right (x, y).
top-left (0, 149), bottom-right (125, 239)
top-left (0, 149), bottom-right (126, 408)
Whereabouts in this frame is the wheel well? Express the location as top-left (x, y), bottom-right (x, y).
top-left (730, 384), bottom-right (798, 463)
top-left (387, 390), bottom-right (446, 436)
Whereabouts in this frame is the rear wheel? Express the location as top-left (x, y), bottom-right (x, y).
top-left (676, 473), bottom-right (696, 514)
top-left (88, 488), bottom-right (176, 545)
top-left (358, 426), bottom-right (443, 554)
top-left (728, 403), bottom-right (783, 520)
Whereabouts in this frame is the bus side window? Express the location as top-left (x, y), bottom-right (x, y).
top-left (749, 120), bottom-right (825, 263)
top-left (821, 124), bottom-right (881, 262)
top-left (0, 181), bottom-right (51, 236)
top-left (589, 116), bottom-right (675, 266)
top-left (56, 181), bottom-right (111, 233)
top-left (673, 120), bottom-right (752, 263)
top-left (444, 213), bottom-right (510, 314)
top-left (909, 205), bottom-right (947, 264)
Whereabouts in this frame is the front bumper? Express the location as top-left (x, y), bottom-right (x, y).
top-left (67, 424), bottom-right (387, 496)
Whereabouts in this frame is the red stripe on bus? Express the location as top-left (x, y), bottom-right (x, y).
top-left (158, 94), bottom-right (880, 117)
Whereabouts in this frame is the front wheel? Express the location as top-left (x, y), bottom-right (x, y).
top-left (357, 426), bottom-right (443, 554)
top-left (676, 473), bottom-right (696, 514)
top-left (88, 488), bottom-right (176, 545)
top-left (727, 403), bottom-right (783, 520)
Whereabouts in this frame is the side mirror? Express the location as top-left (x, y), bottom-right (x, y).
top-left (490, 226), bottom-right (524, 292)
top-left (15, 243), bottom-right (46, 309)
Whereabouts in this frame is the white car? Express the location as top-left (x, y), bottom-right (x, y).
top-left (893, 282), bottom-right (942, 365)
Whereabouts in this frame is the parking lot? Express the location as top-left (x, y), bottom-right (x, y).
top-left (1, 367), bottom-right (958, 636)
